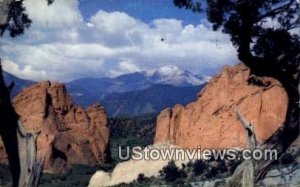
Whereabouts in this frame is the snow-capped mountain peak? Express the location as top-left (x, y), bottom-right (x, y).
top-left (145, 65), bottom-right (207, 86)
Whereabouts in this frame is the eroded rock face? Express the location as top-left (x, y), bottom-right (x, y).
top-left (154, 63), bottom-right (288, 149)
top-left (0, 81), bottom-right (109, 173)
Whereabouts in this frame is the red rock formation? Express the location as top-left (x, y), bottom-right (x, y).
top-left (0, 81), bottom-right (109, 173)
top-left (154, 63), bottom-right (288, 149)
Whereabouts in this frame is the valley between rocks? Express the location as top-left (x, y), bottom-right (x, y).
top-left (0, 64), bottom-right (298, 187)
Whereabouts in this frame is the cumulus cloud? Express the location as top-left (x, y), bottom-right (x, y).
top-left (23, 0), bottom-right (83, 28)
top-left (110, 60), bottom-right (141, 77)
top-left (2, 59), bottom-right (47, 80)
top-left (90, 10), bottom-right (142, 33)
top-left (0, 1), bottom-right (237, 82)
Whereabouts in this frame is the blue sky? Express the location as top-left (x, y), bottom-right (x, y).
top-left (79, 0), bottom-right (205, 25)
top-left (0, 0), bottom-right (237, 82)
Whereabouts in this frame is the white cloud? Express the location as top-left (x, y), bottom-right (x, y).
top-left (2, 59), bottom-right (47, 80)
top-left (23, 0), bottom-right (83, 28)
top-left (0, 3), bottom-right (237, 82)
top-left (110, 60), bottom-right (141, 77)
top-left (90, 10), bottom-right (141, 33)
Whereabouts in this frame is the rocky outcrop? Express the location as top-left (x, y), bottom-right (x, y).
top-left (88, 144), bottom-right (188, 187)
top-left (154, 63), bottom-right (288, 149)
top-left (0, 81), bottom-right (109, 173)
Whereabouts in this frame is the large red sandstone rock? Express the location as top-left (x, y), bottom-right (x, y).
top-left (154, 63), bottom-right (288, 149)
top-left (0, 81), bottom-right (109, 173)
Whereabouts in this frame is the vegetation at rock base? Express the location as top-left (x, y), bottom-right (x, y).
top-left (159, 160), bottom-right (187, 182)
top-left (0, 114), bottom-right (156, 186)
top-left (108, 114), bottom-right (156, 163)
top-left (111, 156), bottom-right (243, 187)
top-left (111, 146), bottom-right (300, 187)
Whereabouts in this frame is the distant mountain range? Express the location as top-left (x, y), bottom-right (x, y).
top-left (2, 71), bottom-right (35, 97)
top-left (101, 84), bottom-right (205, 117)
top-left (66, 65), bottom-right (209, 106)
top-left (3, 65), bottom-right (209, 116)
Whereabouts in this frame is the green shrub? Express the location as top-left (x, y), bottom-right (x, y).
top-left (192, 160), bottom-right (208, 176)
top-left (159, 160), bottom-right (186, 182)
top-left (137, 173), bottom-right (146, 183)
top-left (280, 153), bottom-right (295, 165)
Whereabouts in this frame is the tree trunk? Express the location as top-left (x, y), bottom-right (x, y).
top-left (0, 59), bottom-right (44, 187)
top-left (231, 34), bottom-right (300, 184)
top-left (229, 122), bottom-right (299, 186)
top-left (17, 121), bottom-right (44, 187)
top-left (228, 111), bottom-right (257, 187)
top-left (242, 60), bottom-right (299, 182)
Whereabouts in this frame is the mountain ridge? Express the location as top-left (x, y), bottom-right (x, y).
top-left (101, 83), bottom-right (206, 117)
top-left (66, 65), bottom-right (209, 108)
top-left (3, 66), bottom-right (208, 117)
top-left (2, 71), bottom-right (35, 97)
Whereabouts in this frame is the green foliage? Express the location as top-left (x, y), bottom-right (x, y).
top-left (112, 156), bottom-right (244, 186)
top-left (0, 0), bottom-right (30, 37)
top-left (206, 0), bottom-right (299, 53)
top-left (109, 114), bottom-right (156, 139)
top-left (137, 173), bottom-right (146, 183)
top-left (39, 164), bottom-right (114, 187)
top-left (159, 160), bottom-right (187, 182)
top-left (280, 153), bottom-right (295, 165)
top-left (174, 0), bottom-right (300, 82)
top-left (185, 158), bottom-right (241, 181)
top-left (0, 0), bottom-right (53, 37)
top-left (205, 160), bottom-right (228, 179)
top-left (253, 29), bottom-right (300, 75)
top-left (173, 0), bottom-right (202, 12)
top-left (109, 114), bottom-right (156, 163)
top-left (174, 2), bottom-right (300, 154)
top-left (192, 159), bottom-right (207, 176)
